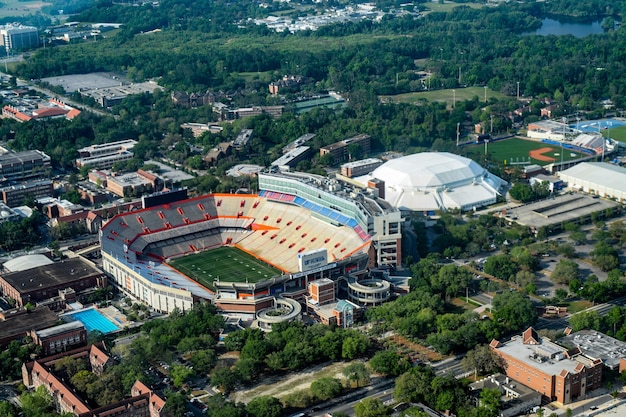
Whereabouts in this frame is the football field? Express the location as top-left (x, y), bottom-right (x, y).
top-left (169, 246), bottom-right (281, 290)
top-left (463, 137), bottom-right (587, 166)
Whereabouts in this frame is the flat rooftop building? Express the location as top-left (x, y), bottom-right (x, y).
top-left (0, 258), bottom-right (106, 307)
top-left (76, 139), bottom-right (137, 169)
top-left (341, 158), bottom-right (382, 178)
top-left (491, 327), bottom-right (603, 404)
top-left (271, 146), bottom-right (310, 169)
top-left (0, 150), bottom-right (51, 182)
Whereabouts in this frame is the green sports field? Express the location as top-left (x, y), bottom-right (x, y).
top-left (169, 246), bottom-right (281, 290)
top-left (380, 86), bottom-right (507, 107)
top-left (605, 125), bottom-right (626, 144)
top-left (463, 137), bottom-right (588, 166)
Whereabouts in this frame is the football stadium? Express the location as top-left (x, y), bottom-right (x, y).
top-left (100, 171), bottom-right (402, 326)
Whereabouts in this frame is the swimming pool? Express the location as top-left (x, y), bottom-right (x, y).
top-left (66, 308), bottom-right (119, 334)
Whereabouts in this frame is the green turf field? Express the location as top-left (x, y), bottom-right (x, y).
top-left (169, 246), bottom-right (281, 290)
top-left (463, 137), bottom-right (588, 166)
top-left (380, 87), bottom-right (507, 107)
top-left (605, 125), bottom-right (626, 143)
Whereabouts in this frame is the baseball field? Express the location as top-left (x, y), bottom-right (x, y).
top-left (464, 137), bottom-right (588, 166)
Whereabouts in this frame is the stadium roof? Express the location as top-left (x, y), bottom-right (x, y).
top-left (359, 152), bottom-right (507, 212)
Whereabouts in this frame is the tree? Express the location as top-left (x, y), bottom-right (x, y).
top-left (170, 364), bottom-right (194, 387)
top-left (246, 396), bottom-right (282, 417)
top-left (492, 291), bottom-right (537, 331)
top-left (369, 350), bottom-right (411, 376)
top-left (569, 231), bottom-right (586, 245)
top-left (162, 391), bottom-right (188, 417)
top-left (0, 401), bottom-right (18, 417)
top-left (310, 377), bottom-right (343, 400)
top-left (461, 345), bottom-right (505, 375)
top-left (479, 388), bottom-right (502, 417)
top-left (341, 333), bottom-right (370, 360)
top-left (431, 265), bottom-right (472, 300)
top-left (20, 386), bottom-right (55, 417)
top-left (556, 243), bottom-right (576, 258)
top-left (211, 366), bottom-right (238, 393)
top-left (342, 362), bottom-right (371, 387)
top-left (484, 254), bottom-right (518, 281)
top-left (354, 398), bottom-right (391, 417)
top-left (393, 366), bottom-right (435, 404)
top-left (551, 260), bottom-right (578, 285)
top-left (569, 311), bottom-right (601, 332)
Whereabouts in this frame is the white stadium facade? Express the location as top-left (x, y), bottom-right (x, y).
top-left (357, 152), bottom-right (507, 213)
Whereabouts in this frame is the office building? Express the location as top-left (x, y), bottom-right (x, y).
top-left (0, 24), bottom-right (38, 51)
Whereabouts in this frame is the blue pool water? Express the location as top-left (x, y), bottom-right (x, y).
top-left (67, 308), bottom-right (119, 334)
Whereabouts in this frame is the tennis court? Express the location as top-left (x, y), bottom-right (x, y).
top-left (169, 246), bottom-right (281, 290)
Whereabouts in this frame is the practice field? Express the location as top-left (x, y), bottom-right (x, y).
top-left (380, 86), bottom-right (507, 107)
top-left (463, 137), bottom-right (587, 166)
top-left (574, 119), bottom-right (626, 144)
top-left (169, 246), bottom-right (281, 290)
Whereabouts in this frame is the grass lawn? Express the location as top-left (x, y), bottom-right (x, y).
top-left (463, 137), bottom-right (588, 166)
top-left (450, 297), bottom-right (480, 312)
top-left (380, 86), bottom-right (507, 107)
top-left (0, 0), bottom-right (50, 18)
top-left (566, 299), bottom-right (594, 314)
top-left (169, 246), bottom-right (281, 290)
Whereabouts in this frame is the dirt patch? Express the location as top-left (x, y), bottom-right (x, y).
top-left (230, 361), bottom-right (351, 404)
top-left (529, 147), bottom-right (556, 162)
top-left (386, 335), bottom-right (444, 363)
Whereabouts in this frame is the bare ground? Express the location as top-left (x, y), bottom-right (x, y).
top-left (230, 361), bottom-right (353, 404)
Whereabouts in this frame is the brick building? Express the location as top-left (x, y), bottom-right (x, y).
top-left (29, 321), bottom-right (87, 355)
top-left (0, 258), bottom-right (106, 307)
top-left (22, 343), bottom-right (167, 417)
top-left (490, 328), bottom-right (603, 404)
top-left (0, 305), bottom-right (58, 347)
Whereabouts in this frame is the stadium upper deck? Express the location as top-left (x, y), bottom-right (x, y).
top-left (100, 193), bottom-right (371, 314)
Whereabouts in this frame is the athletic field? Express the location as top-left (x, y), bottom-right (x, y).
top-left (574, 119), bottom-right (626, 144)
top-left (169, 246), bottom-right (281, 290)
top-left (463, 137), bottom-right (587, 166)
top-left (379, 86), bottom-right (507, 107)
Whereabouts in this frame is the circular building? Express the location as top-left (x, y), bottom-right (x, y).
top-left (347, 279), bottom-right (391, 306)
top-left (362, 152), bottom-right (507, 212)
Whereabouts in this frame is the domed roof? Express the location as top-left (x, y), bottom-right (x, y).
top-left (371, 152), bottom-right (486, 189)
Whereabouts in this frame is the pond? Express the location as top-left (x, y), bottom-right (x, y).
top-left (525, 18), bottom-right (605, 37)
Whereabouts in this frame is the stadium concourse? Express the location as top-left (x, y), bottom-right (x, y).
top-left (100, 193), bottom-right (371, 318)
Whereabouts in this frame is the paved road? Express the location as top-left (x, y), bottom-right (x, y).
top-left (535, 295), bottom-right (626, 331)
top-left (313, 378), bottom-right (395, 417)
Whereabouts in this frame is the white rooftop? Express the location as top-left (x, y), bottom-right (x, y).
top-left (4, 254), bottom-right (54, 272)
top-left (559, 162), bottom-right (626, 194)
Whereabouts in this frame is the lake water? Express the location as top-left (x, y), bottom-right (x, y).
top-left (527, 18), bottom-right (604, 37)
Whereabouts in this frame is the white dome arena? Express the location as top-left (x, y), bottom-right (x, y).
top-left (361, 152), bottom-right (507, 212)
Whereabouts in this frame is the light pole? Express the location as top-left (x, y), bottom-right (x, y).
top-left (452, 89), bottom-right (456, 108)
top-left (484, 86), bottom-right (487, 103)
top-left (516, 81), bottom-right (520, 100)
top-left (456, 122), bottom-right (460, 147)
